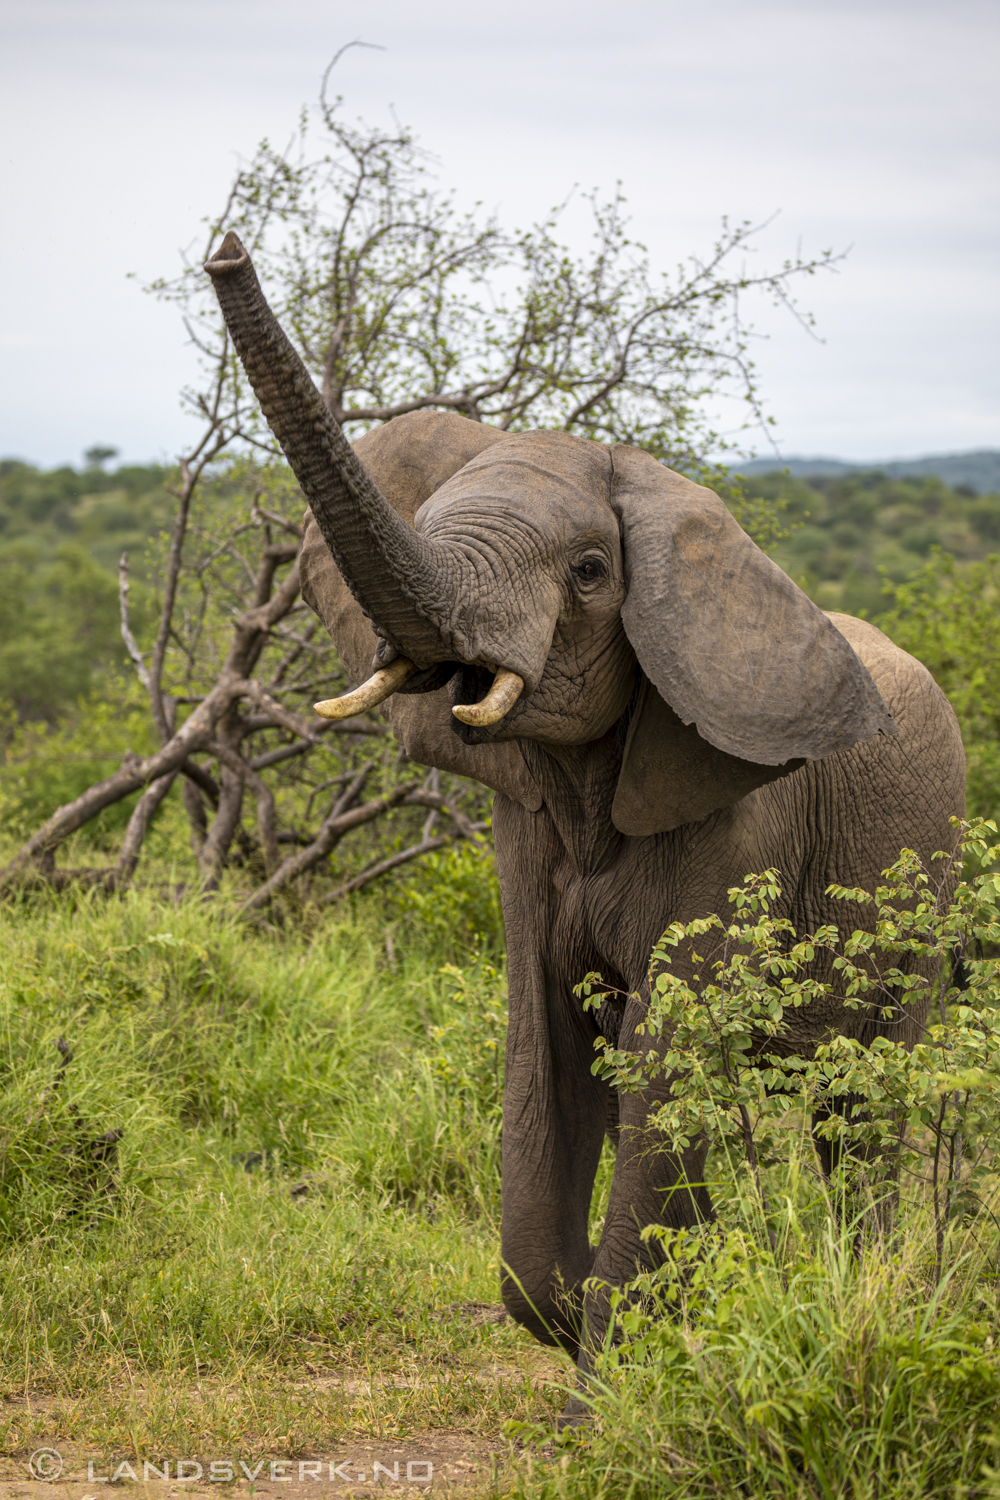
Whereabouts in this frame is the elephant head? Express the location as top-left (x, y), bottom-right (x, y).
top-left (206, 232), bottom-right (896, 833)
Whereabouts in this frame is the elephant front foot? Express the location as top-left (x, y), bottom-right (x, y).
top-left (500, 1247), bottom-right (597, 1355)
top-left (556, 1391), bottom-right (593, 1431)
top-left (500, 1275), bottom-right (583, 1356)
top-left (556, 1350), bottom-right (599, 1430)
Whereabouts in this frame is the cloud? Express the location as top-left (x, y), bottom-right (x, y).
top-left (0, 0), bottom-right (996, 464)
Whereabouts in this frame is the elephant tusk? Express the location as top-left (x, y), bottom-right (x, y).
top-left (452, 668), bottom-right (525, 727)
top-left (314, 656), bottom-right (418, 720)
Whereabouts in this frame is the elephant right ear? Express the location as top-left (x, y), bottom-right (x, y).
top-left (610, 447), bottom-right (896, 837)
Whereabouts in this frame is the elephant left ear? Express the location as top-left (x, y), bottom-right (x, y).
top-left (609, 447), bottom-right (897, 837)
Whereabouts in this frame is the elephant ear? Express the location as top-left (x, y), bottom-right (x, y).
top-left (300, 410), bottom-right (542, 813)
top-left (609, 447), bottom-right (897, 837)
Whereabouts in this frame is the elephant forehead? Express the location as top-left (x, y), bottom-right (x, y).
top-left (414, 430), bottom-right (612, 535)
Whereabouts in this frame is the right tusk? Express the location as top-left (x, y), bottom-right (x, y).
top-left (452, 668), bottom-right (525, 727)
top-left (314, 657), bottom-right (418, 720)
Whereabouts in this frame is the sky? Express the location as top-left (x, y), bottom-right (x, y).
top-left (0, 0), bottom-right (997, 469)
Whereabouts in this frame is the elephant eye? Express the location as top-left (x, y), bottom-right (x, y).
top-left (572, 557), bottom-right (606, 584)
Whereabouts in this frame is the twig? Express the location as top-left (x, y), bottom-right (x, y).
top-left (322, 832), bottom-right (462, 906)
top-left (118, 552), bottom-right (150, 688)
top-left (304, 771), bottom-right (354, 824)
top-left (238, 774), bottom-right (419, 913)
top-left (253, 504), bottom-right (303, 539)
top-left (404, 787), bottom-right (482, 842)
top-left (238, 713), bottom-right (388, 744)
top-left (150, 428), bottom-right (231, 740)
top-left (421, 768), bottom-right (440, 841)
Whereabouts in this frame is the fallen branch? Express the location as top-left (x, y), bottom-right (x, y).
top-left (0, 674), bottom-right (248, 888)
top-left (208, 740), bottom-right (280, 875)
top-left (114, 770), bottom-right (180, 886)
top-left (238, 773), bottom-right (421, 913)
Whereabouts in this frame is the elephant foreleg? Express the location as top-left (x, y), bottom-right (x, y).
top-left (499, 973), bottom-right (611, 1354)
top-left (583, 991), bottom-right (715, 1350)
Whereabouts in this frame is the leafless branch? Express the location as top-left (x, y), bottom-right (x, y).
top-left (118, 552), bottom-right (150, 689)
top-left (322, 832), bottom-right (467, 906)
top-left (238, 770), bottom-right (424, 912)
top-left (208, 740), bottom-right (280, 875)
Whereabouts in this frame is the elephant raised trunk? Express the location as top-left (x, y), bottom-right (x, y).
top-left (204, 231), bottom-right (456, 673)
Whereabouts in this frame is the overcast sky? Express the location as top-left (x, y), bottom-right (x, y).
top-left (1, 0), bottom-right (997, 468)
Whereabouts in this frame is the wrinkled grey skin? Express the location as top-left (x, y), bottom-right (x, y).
top-left (206, 235), bottom-right (966, 1411)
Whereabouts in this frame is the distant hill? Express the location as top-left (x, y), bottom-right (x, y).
top-left (738, 449), bottom-right (1000, 495)
top-left (0, 458), bottom-right (173, 575)
top-left (741, 466), bottom-right (1000, 620)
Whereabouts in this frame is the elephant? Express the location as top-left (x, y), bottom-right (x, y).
top-left (205, 232), bottom-right (966, 1409)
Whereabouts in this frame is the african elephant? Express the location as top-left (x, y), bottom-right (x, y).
top-left (206, 233), bottom-right (966, 1402)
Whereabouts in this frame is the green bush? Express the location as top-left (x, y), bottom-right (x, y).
top-left (882, 552), bottom-right (1000, 820)
top-left (511, 821), bottom-right (1000, 1496)
top-left (388, 835), bottom-right (506, 959)
top-left (753, 470), bottom-right (999, 620)
top-left (0, 544), bottom-right (132, 723)
top-left (516, 1213), bottom-right (1000, 1500)
top-left (0, 677), bottom-right (161, 844)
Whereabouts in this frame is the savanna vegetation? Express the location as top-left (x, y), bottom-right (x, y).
top-left (2, 64), bottom-right (1000, 1499)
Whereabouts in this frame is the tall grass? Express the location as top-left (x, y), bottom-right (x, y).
top-left (3, 849), bottom-right (1000, 1494)
top-left (0, 880), bottom-right (566, 1455)
top-left (515, 1160), bottom-right (1000, 1498)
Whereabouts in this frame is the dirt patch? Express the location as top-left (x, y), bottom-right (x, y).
top-left (0, 1431), bottom-right (511, 1497)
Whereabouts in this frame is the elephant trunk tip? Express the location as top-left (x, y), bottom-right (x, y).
top-left (205, 230), bottom-right (249, 276)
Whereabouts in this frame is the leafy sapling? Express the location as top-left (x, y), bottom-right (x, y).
top-left (578, 820), bottom-right (1000, 1277)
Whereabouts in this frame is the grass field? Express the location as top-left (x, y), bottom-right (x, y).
top-left (0, 882), bottom-right (581, 1488)
top-left (2, 860), bottom-right (1000, 1498)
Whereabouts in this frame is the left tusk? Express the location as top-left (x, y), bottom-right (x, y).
top-left (452, 668), bottom-right (525, 727)
top-left (314, 656), bottom-right (418, 720)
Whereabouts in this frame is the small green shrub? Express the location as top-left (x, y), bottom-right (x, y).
top-left (515, 1211), bottom-right (1000, 1499)
top-left (0, 677), bottom-right (161, 844)
top-left (582, 819), bottom-right (1000, 1261)
top-left (512, 821), bottom-right (1000, 1496)
top-left (388, 834), bottom-right (505, 959)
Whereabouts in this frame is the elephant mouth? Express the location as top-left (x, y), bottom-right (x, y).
top-left (449, 665), bottom-right (512, 745)
top-left (313, 652), bottom-right (527, 737)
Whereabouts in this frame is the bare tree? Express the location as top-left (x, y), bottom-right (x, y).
top-left (0, 72), bottom-right (839, 903)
